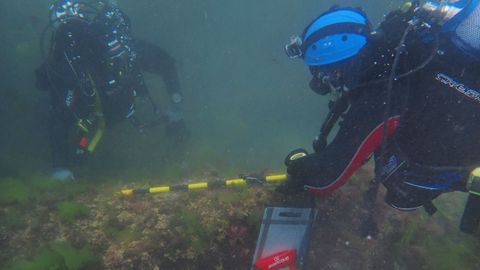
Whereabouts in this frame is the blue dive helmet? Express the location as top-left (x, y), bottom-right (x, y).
top-left (297, 8), bottom-right (371, 66)
top-left (437, 0), bottom-right (480, 58)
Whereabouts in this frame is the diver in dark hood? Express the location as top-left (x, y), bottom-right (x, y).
top-left (36, 0), bottom-right (189, 181)
top-left (280, 1), bottom-right (480, 234)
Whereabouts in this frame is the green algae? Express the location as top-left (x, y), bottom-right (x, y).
top-left (399, 218), bottom-right (422, 246)
top-left (178, 208), bottom-right (211, 253)
top-left (391, 207), bottom-right (480, 270)
top-left (105, 226), bottom-right (141, 244)
top-left (0, 175), bottom-right (94, 208)
top-left (216, 188), bottom-right (249, 204)
top-left (7, 241), bottom-right (98, 270)
top-left (244, 207), bottom-right (264, 230)
top-left (424, 237), bottom-right (478, 270)
top-left (2, 207), bottom-right (26, 230)
top-left (50, 241), bottom-right (98, 270)
top-left (30, 177), bottom-right (66, 193)
top-left (31, 175), bottom-right (94, 197)
top-left (0, 178), bottom-right (30, 205)
top-left (8, 247), bottom-right (66, 270)
top-left (56, 201), bottom-right (90, 223)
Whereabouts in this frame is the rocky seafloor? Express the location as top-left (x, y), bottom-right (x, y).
top-left (1, 166), bottom-right (480, 270)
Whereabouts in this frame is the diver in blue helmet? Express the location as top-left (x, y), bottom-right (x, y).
top-left (280, 1), bottom-right (480, 234)
top-left (35, 0), bottom-right (189, 181)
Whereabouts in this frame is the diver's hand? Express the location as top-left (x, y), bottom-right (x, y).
top-left (276, 149), bottom-right (309, 195)
top-left (51, 167), bottom-right (75, 181)
top-left (276, 175), bottom-right (306, 195)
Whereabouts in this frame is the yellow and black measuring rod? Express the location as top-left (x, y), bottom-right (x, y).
top-left (118, 174), bottom-right (288, 197)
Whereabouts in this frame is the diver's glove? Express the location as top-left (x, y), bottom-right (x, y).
top-left (51, 167), bottom-right (75, 181)
top-left (276, 175), bottom-right (306, 195)
top-left (276, 149), bottom-right (310, 195)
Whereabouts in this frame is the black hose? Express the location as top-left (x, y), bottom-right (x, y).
top-left (313, 95), bottom-right (349, 153)
top-left (380, 23), bottom-right (414, 162)
top-left (358, 23), bottom-right (440, 88)
top-left (359, 23), bottom-right (415, 238)
top-left (394, 29), bottom-right (439, 80)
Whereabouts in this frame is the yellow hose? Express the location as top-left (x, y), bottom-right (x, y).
top-left (86, 72), bottom-right (105, 153)
top-left (118, 174), bottom-right (288, 196)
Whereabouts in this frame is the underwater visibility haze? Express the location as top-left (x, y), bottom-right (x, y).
top-left (1, 0), bottom-right (480, 269)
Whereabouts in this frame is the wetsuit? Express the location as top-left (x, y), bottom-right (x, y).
top-left (288, 10), bottom-right (480, 210)
top-left (35, 7), bottom-right (183, 168)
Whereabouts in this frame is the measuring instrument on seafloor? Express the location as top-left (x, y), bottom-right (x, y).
top-left (118, 174), bottom-right (288, 196)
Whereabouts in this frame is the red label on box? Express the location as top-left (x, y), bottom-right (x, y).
top-left (255, 250), bottom-right (296, 270)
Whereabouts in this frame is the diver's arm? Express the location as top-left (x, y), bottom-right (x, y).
top-left (135, 39), bottom-right (188, 140)
top-left (287, 89), bottom-right (400, 196)
top-left (135, 39), bottom-right (182, 99)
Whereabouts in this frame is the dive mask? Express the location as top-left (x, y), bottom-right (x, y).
top-left (309, 69), bottom-right (349, 97)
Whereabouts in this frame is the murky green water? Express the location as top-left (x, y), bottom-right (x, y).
top-left (1, 1), bottom-right (479, 269)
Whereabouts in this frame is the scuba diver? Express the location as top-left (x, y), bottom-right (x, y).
top-left (35, 0), bottom-right (189, 181)
top-left (281, 0), bottom-right (480, 234)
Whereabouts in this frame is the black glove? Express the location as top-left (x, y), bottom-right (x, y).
top-left (276, 149), bottom-right (309, 195)
top-left (276, 174), bottom-right (306, 195)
